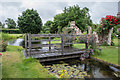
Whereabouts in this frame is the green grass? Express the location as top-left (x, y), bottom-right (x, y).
top-left (0, 33), bottom-right (23, 40)
top-left (2, 45), bottom-right (56, 78)
top-left (1, 28), bottom-right (19, 30)
top-left (73, 44), bottom-right (85, 49)
top-left (93, 46), bottom-right (118, 65)
top-left (51, 38), bottom-right (61, 44)
top-left (71, 38), bottom-right (119, 65)
top-left (113, 38), bottom-right (119, 46)
top-left (51, 37), bottom-right (85, 49)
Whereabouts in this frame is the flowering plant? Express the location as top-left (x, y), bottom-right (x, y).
top-left (0, 40), bottom-right (7, 52)
top-left (0, 53), bottom-right (2, 56)
top-left (98, 15), bottom-right (120, 34)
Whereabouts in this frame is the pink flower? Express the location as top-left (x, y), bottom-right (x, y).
top-left (0, 53), bottom-right (2, 56)
top-left (86, 41), bottom-right (88, 43)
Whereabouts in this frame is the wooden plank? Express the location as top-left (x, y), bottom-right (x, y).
top-left (31, 40), bottom-right (41, 42)
top-left (64, 42), bottom-right (85, 45)
top-left (31, 34), bottom-right (85, 37)
top-left (28, 33), bottom-right (31, 57)
top-left (25, 33), bottom-right (27, 56)
top-left (61, 35), bottom-right (64, 55)
top-left (39, 54), bottom-right (81, 62)
top-left (31, 34), bottom-right (60, 37)
top-left (49, 33), bottom-right (51, 51)
top-left (51, 40), bottom-right (61, 41)
top-left (64, 51), bottom-right (85, 55)
top-left (62, 34), bottom-right (85, 37)
top-left (31, 43), bottom-right (61, 48)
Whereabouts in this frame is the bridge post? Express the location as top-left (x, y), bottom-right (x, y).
top-left (85, 34), bottom-right (88, 49)
top-left (28, 33), bottom-right (31, 57)
top-left (25, 33), bottom-right (28, 56)
top-left (61, 34), bottom-right (64, 55)
top-left (49, 33), bottom-right (51, 52)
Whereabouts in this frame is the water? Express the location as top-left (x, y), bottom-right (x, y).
top-left (42, 58), bottom-right (119, 78)
top-left (7, 39), bottom-right (120, 78)
top-left (7, 38), bottom-right (23, 46)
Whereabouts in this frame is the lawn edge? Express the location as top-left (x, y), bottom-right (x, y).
top-left (91, 56), bottom-right (120, 69)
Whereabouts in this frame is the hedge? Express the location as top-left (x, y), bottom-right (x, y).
top-left (1, 29), bottom-right (22, 34)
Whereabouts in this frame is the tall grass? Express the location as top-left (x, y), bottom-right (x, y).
top-left (0, 33), bottom-right (23, 41)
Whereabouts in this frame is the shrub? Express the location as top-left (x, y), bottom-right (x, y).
top-left (2, 29), bottom-right (21, 34)
top-left (0, 40), bottom-right (7, 52)
top-left (18, 9), bottom-right (42, 34)
top-left (1, 33), bottom-right (17, 41)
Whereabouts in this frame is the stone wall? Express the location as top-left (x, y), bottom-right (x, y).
top-left (69, 21), bottom-right (82, 35)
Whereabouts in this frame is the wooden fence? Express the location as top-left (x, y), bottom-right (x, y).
top-left (25, 33), bottom-right (88, 57)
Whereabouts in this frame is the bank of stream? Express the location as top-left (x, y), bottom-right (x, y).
top-left (7, 38), bottom-right (120, 78)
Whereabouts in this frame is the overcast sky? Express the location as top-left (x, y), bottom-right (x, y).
top-left (0, 0), bottom-right (119, 26)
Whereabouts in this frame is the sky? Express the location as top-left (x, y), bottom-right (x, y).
top-left (0, 0), bottom-right (119, 27)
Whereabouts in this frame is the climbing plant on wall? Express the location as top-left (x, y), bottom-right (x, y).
top-left (97, 15), bottom-right (120, 35)
top-left (97, 15), bottom-right (120, 45)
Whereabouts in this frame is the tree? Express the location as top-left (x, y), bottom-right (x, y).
top-left (42, 20), bottom-right (53, 33)
top-left (5, 18), bottom-right (16, 29)
top-left (17, 9), bottom-right (42, 34)
top-left (50, 21), bottom-right (58, 34)
top-left (0, 22), bottom-right (5, 28)
top-left (53, 5), bottom-right (92, 33)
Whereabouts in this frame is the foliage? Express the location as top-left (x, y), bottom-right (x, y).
top-left (45, 63), bottom-right (87, 78)
top-left (5, 18), bottom-right (16, 29)
top-left (2, 29), bottom-right (21, 34)
top-left (59, 70), bottom-right (70, 78)
top-left (50, 21), bottom-right (58, 34)
top-left (97, 15), bottom-right (120, 35)
top-left (2, 45), bottom-right (56, 78)
top-left (1, 33), bottom-right (23, 41)
top-left (74, 35), bottom-right (100, 55)
top-left (42, 20), bottom-right (53, 33)
top-left (0, 40), bottom-right (7, 52)
top-left (0, 21), bottom-right (5, 28)
top-left (18, 9), bottom-right (42, 34)
top-left (53, 5), bottom-right (92, 33)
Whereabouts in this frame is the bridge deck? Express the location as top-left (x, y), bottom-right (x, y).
top-left (23, 49), bottom-right (90, 62)
top-left (23, 34), bottom-right (90, 62)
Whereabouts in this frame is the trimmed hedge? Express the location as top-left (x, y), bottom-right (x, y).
top-left (1, 29), bottom-right (21, 34)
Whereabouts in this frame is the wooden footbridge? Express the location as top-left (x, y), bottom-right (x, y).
top-left (23, 33), bottom-right (92, 62)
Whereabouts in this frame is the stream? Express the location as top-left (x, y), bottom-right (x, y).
top-left (7, 38), bottom-right (120, 78)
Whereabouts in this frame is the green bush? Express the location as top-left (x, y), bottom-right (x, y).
top-left (1, 33), bottom-right (17, 41)
top-left (18, 9), bottom-right (42, 34)
top-left (0, 40), bottom-right (7, 52)
top-left (2, 29), bottom-right (21, 34)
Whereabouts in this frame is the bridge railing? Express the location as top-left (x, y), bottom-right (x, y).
top-left (25, 33), bottom-right (88, 57)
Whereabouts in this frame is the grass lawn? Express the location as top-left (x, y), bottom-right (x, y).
top-left (73, 44), bottom-right (85, 49)
top-left (51, 37), bottom-right (85, 49)
top-left (92, 38), bottom-right (119, 65)
top-left (2, 45), bottom-right (56, 78)
top-left (0, 33), bottom-right (24, 40)
top-left (8, 34), bottom-right (23, 37)
top-left (45, 37), bottom-right (119, 65)
top-left (93, 46), bottom-right (118, 65)
top-left (114, 38), bottom-right (119, 46)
